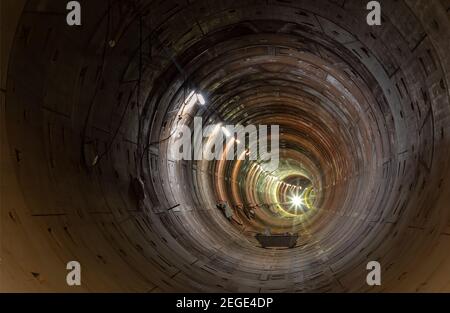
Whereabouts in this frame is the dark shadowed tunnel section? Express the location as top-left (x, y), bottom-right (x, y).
top-left (1, 0), bottom-right (450, 292)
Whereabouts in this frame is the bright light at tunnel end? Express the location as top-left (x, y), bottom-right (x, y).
top-left (291, 195), bottom-right (303, 207)
top-left (196, 93), bottom-right (206, 105)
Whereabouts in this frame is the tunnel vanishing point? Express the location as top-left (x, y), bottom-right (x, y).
top-left (1, 0), bottom-right (450, 292)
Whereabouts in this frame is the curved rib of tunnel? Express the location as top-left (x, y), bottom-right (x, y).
top-left (1, 0), bottom-right (450, 292)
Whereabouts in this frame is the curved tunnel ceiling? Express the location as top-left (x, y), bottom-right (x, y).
top-left (1, 0), bottom-right (450, 292)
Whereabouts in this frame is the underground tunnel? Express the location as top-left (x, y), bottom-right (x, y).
top-left (1, 0), bottom-right (450, 292)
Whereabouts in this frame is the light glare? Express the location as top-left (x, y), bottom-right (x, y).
top-left (291, 195), bottom-right (303, 207)
top-left (196, 93), bottom-right (206, 105)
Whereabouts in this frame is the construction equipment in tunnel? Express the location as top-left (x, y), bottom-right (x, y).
top-left (255, 233), bottom-right (299, 249)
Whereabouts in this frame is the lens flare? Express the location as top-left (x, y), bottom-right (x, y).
top-left (291, 195), bottom-right (303, 207)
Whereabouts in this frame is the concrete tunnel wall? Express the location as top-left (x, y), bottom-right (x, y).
top-left (1, 0), bottom-right (450, 292)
